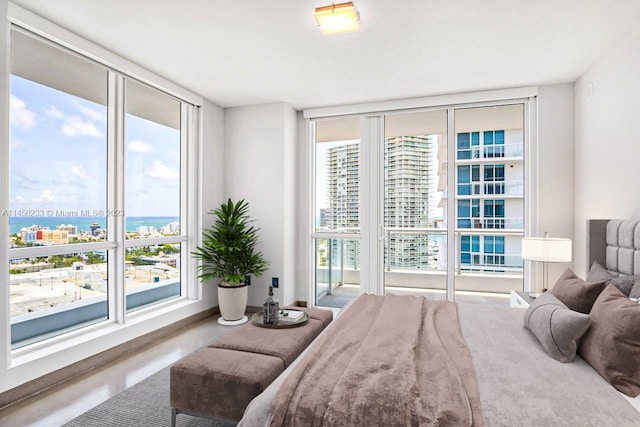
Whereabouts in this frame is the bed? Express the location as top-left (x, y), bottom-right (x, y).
top-left (238, 219), bottom-right (640, 426)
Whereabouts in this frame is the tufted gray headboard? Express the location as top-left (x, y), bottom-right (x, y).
top-left (588, 219), bottom-right (640, 276)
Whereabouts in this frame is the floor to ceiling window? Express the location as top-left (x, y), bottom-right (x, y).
top-left (382, 110), bottom-right (448, 300)
top-left (313, 117), bottom-right (361, 308)
top-left (454, 105), bottom-right (524, 289)
top-left (124, 79), bottom-right (184, 312)
top-left (6, 28), bottom-right (196, 349)
top-left (310, 101), bottom-right (528, 307)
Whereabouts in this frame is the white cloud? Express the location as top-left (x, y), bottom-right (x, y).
top-left (73, 100), bottom-right (106, 123)
top-left (70, 165), bottom-right (88, 179)
top-left (10, 138), bottom-right (25, 149)
top-left (33, 189), bottom-right (56, 203)
top-left (15, 195), bottom-right (27, 204)
top-left (128, 140), bottom-right (153, 153)
top-left (146, 160), bottom-right (179, 180)
top-left (62, 116), bottom-right (104, 138)
top-left (45, 103), bottom-right (104, 138)
top-left (10, 95), bottom-right (37, 130)
top-left (45, 105), bottom-right (65, 120)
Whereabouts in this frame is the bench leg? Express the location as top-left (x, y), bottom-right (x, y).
top-left (171, 407), bottom-right (177, 427)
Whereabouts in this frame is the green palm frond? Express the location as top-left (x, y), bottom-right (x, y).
top-left (192, 199), bottom-right (269, 286)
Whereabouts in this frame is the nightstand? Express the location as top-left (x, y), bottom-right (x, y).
top-left (510, 291), bottom-right (534, 309)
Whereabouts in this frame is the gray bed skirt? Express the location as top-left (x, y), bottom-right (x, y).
top-left (239, 302), bottom-right (640, 426)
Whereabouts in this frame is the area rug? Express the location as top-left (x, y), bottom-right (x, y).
top-left (64, 366), bottom-right (236, 427)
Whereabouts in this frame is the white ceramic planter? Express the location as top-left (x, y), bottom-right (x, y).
top-left (218, 283), bottom-right (248, 323)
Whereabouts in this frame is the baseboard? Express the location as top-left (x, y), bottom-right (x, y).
top-left (0, 307), bottom-right (218, 411)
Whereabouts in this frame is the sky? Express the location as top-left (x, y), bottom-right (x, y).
top-left (9, 75), bottom-right (180, 218)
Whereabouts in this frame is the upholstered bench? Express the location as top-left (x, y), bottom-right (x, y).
top-left (169, 306), bottom-right (333, 425)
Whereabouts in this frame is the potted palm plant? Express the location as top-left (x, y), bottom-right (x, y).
top-left (192, 199), bottom-right (269, 325)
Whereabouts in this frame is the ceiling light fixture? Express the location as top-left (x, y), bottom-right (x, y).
top-left (314, 2), bottom-right (361, 36)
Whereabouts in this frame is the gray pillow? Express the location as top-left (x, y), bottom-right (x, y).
top-left (578, 285), bottom-right (640, 397)
top-left (551, 269), bottom-right (607, 314)
top-left (587, 260), bottom-right (636, 296)
top-left (610, 276), bottom-right (637, 296)
top-left (524, 292), bottom-right (591, 363)
top-left (586, 261), bottom-right (615, 282)
top-left (631, 278), bottom-right (640, 299)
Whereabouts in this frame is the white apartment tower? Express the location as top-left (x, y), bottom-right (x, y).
top-left (454, 128), bottom-right (524, 273)
top-left (384, 135), bottom-right (439, 269)
top-left (326, 136), bottom-right (439, 269)
top-left (326, 143), bottom-right (360, 231)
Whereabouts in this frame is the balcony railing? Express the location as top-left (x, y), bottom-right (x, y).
top-left (458, 217), bottom-right (524, 230)
top-left (10, 279), bottom-right (180, 348)
top-left (460, 254), bottom-right (524, 272)
top-left (313, 227), bottom-right (524, 300)
top-left (383, 227), bottom-right (523, 273)
top-left (457, 142), bottom-right (523, 160)
top-left (457, 180), bottom-right (523, 197)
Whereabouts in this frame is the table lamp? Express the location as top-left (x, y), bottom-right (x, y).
top-left (522, 232), bottom-right (572, 297)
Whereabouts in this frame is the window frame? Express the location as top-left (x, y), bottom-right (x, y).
top-left (4, 17), bottom-right (202, 359)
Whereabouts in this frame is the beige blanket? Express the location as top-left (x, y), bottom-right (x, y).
top-left (269, 294), bottom-right (482, 426)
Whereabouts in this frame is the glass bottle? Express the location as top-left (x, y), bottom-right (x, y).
top-left (262, 286), bottom-right (279, 324)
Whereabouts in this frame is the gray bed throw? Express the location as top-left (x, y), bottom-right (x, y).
top-left (268, 294), bottom-right (482, 427)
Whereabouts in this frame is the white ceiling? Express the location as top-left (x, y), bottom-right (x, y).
top-left (10, 0), bottom-right (640, 110)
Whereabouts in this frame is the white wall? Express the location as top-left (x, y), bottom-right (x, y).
top-left (534, 84), bottom-right (576, 287)
top-left (504, 235), bottom-right (521, 259)
top-left (224, 103), bottom-right (298, 307)
top-left (201, 99), bottom-right (226, 303)
top-left (574, 26), bottom-right (640, 277)
top-left (504, 162), bottom-right (522, 188)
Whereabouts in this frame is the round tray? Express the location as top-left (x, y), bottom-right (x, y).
top-left (251, 310), bottom-right (310, 329)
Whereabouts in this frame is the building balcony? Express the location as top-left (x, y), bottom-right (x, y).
top-left (316, 267), bottom-right (523, 299)
top-left (457, 180), bottom-right (523, 197)
top-left (314, 228), bottom-right (524, 307)
top-left (457, 217), bottom-right (524, 230)
top-left (456, 142), bottom-right (523, 161)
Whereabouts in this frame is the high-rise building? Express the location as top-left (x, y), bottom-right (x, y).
top-left (325, 142), bottom-right (360, 269)
top-left (326, 142), bottom-right (360, 231)
top-left (454, 129), bottom-right (524, 273)
top-left (325, 136), bottom-right (439, 269)
top-left (384, 135), bottom-right (438, 269)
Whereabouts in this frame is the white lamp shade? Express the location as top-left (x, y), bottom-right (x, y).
top-left (522, 237), bottom-right (572, 263)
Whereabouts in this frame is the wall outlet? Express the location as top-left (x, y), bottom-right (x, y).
top-left (272, 277), bottom-right (279, 288)
top-left (244, 275), bottom-right (251, 286)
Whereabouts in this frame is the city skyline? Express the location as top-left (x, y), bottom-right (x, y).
top-left (321, 135), bottom-right (441, 269)
top-left (316, 124), bottom-right (524, 273)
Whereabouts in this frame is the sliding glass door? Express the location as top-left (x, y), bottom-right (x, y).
top-left (313, 117), bottom-right (362, 307)
top-left (311, 102), bottom-right (527, 307)
top-left (382, 110), bottom-right (448, 299)
top-left (453, 105), bottom-right (525, 299)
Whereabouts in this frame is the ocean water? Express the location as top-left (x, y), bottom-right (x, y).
top-left (9, 217), bottom-right (179, 235)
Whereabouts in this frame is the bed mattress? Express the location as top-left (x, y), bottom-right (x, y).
top-left (239, 301), bottom-right (640, 426)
